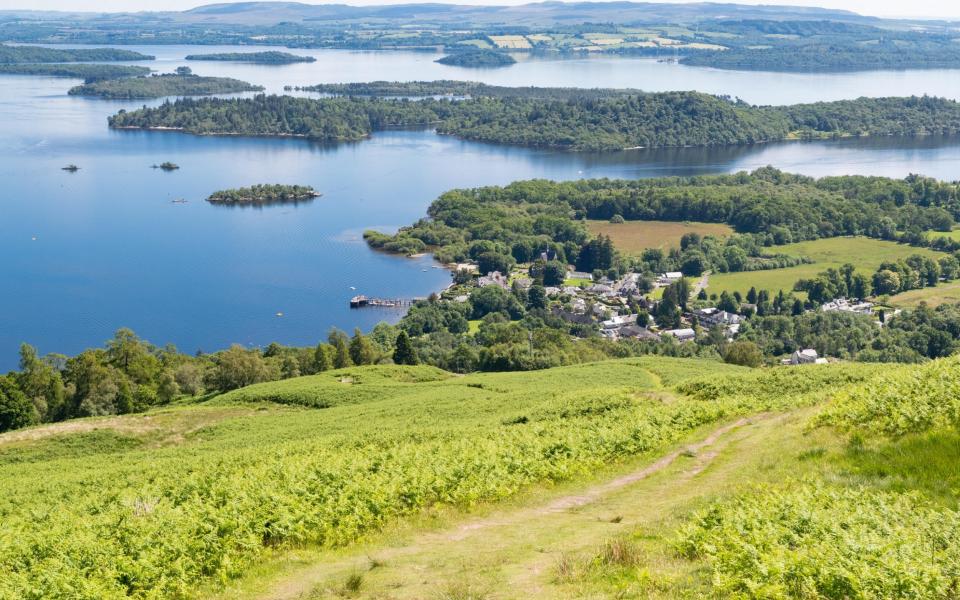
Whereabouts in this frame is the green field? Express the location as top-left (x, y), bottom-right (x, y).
top-left (925, 228), bottom-right (960, 242)
top-left (587, 220), bottom-right (733, 254)
top-left (5, 355), bottom-right (959, 599)
top-left (708, 236), bottom-right (943, 296)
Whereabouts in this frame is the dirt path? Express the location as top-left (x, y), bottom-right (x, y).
top-left (233, 414), bottom-right (774, 600)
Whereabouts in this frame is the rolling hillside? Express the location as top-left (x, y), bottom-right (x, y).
top-left (6, 356), bottom-right (947, 598)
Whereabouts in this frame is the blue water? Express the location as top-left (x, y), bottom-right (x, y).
top-left (4, 46), bottom-right (960, 368)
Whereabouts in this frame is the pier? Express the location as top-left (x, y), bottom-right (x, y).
top-left (350, 295), bottom-right (421, 308)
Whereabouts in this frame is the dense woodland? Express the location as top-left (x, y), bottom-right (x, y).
top-left (288, 81), bottom-right (644, 100)
top-left (435, 49), bottom-right (516, 68)
top-left (0, 44), bottom-right (152, 64)
top-left (185, 51), bottom-right (316, 63)
top-left (206, 184), bottom-right (320, 206)
top-left (69, 69), bottom-right (263, 99)
top-left (367, 169), bottom-right (960, 269)
top-left (0, 64), bottom-right (150, 82)
top-left (106, 90), bottom-right (960, 151)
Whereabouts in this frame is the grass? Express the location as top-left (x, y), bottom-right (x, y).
top-left (924, 228), bottom-right (960, 242)
top-left (2, 357), bottom-right (758, 599)
top-left (890, 280), bottom-right (960, 307)
top-left (587, 220), bottom-right (733, 254)
top-left (708, 236), bottom-right (944, 296)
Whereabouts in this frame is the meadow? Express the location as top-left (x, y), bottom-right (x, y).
top-left (586, 220), bottom-right (733, 254)
top-left (707, 236), bottom-right (943, 296)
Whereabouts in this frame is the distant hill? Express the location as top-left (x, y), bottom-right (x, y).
top-left (1, 1), bottom-right (873, 28)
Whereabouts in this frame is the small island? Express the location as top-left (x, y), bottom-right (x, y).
top-left (185, 51), bottom-right (316, 64)
top-left (68, 67), bottom-right (263, 99)
top-left (0, 64), bottom-right (151, 82)
top-left (152, 162), bottom-right (179, 171)
top-left (435, 49), bottom-right (516, 68)
top-left (206, 184), bottom-right (320, 206)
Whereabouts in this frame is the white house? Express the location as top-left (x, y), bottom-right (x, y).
top-left (601, 314), bottom-right (638, 329)
top-left (821, 297), bottom-right (873, 315)
top-left (658, 272), bottom-right (683, 285)
top-left (478, 271), bottom-right (509, 289)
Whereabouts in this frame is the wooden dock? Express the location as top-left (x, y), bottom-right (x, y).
top-left (350, 295), bottom-right (421, 309)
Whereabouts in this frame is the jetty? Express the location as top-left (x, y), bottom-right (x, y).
top-left (350, 295), bottom-right (420, 308)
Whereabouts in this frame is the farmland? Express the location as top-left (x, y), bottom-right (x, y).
top-left (587, 219), bottom-right (733, 253)
top-left (707, 236), bottom-right (944, 296)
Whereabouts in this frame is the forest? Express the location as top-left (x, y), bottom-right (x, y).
top-left (0, 64), bottom-right (151, 82)
top-left (0, 44), bottom-right (153, 64)
top-left (368, 168), bottom-right (960, 267)
top-left (185, 51), bottom-right (316, 63)
top-left (106, 90), bottom-right (960, 151)
top-left (69, 69), bottom-right (263, 99)
top-left (288, 80), bottom-right (644, 100)
top-left (435, 49), bottom-right (517, 68)
top-left (206, 184), bottom-right (320, 206)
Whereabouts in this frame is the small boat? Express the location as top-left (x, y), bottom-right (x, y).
top-left (275, 312), bottom-right (284, 317)
top-left (349, 286), bottom-right (356, 290)
top-left (171, 198), bottom-right (188, 204)
top-left (31, 236), bottom-right (37, 241)
top-left (62, 164), bottom-right (79, 172)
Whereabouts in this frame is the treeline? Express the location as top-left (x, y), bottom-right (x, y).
top-left (368, 169), bottom-right (960, 273)
top-left (70, 71), bottom-right (263, 99)
top-left (435, 49), bottom-right (516, 68)
top-left (0, 327), bottom-right (402, 433)
top-left (681, 40), bottom-right (960, 73)
top-left (185, 51), bottom-right (316, 63)
top-left (206, 184), bottom-right (320, 206)
top-left (105, 90), bottom-right (960, 151)
top-left (0, 64), bottom-right (150, 82)
top-left (0, 44), bottom-right (153, 64)
top-left (288, 80), bottom-right (644, 100)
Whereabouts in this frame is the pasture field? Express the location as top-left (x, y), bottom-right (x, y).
top-left (890, 280), bottom-right (960, 307)
top-left (925, 227), bottom-right (960, 242)
top-left (586, 220), bottom-right (733, 253)
top-left (708, 236), bottom-right (943, 296)
top-left (487, 35), bottom-right (531, 49)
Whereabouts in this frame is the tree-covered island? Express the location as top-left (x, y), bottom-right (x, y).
top-left (107, 89), bottom-right (960, 151)
top-left (435, 49), bottom-right (516, 68)
top-left (206, 184), bottom-right (320, 206)
top-left (0, 44), bottom-right (153, 64)
top-left (69, 68), bottom-right (263, 99)
top-left (185, 51), bottom-right (316, 64)
top-left (0, 64), bottom-right (151, 82)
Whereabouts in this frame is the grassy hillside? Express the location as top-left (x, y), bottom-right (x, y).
top-left (4, 356), bottom-right (955, 599)
top-left (2, 357), bottom-right (765, 598)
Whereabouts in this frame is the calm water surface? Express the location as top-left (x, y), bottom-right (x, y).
top-left (3, 46), bottom-right (960, 368)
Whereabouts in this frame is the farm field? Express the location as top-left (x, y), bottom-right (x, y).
top-left (890, 279), bottom-right (960, 307)
top-left (707, 236), bottom-right (943, 296)
top-left (586, 220), bottom-right (733, 253)
top-left (926, 228), bottom-right (960, 242)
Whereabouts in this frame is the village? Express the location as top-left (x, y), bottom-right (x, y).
top-left (424, 256), bottom-right (892, 366)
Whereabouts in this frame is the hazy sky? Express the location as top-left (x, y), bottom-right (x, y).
top-left (8, 0), bottom-right (960, 20)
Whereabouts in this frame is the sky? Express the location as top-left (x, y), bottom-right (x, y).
top-left (6, 0), bottom-right (960, 20)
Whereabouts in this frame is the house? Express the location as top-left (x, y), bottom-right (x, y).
top-left (478, 271), bottom-right (509, 289)
top-left (618, 325), bottom-right (659, 341)
top-left (694, 307), bottom-right (743, 328)
top-left (658, 272), bottom-right (683, 285)
top-left (662, 328), bottom-right (696, 342)
top-left (538, 249), bottom-right (559, 262)
top-left (788, 349), bottom-right (828, 365)
top-left (552, 306), bottom-right (594, 325)
top-left (601, 314), bottom-right (638, 329)
top-left (820, 297), bottom-right (873, 315)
